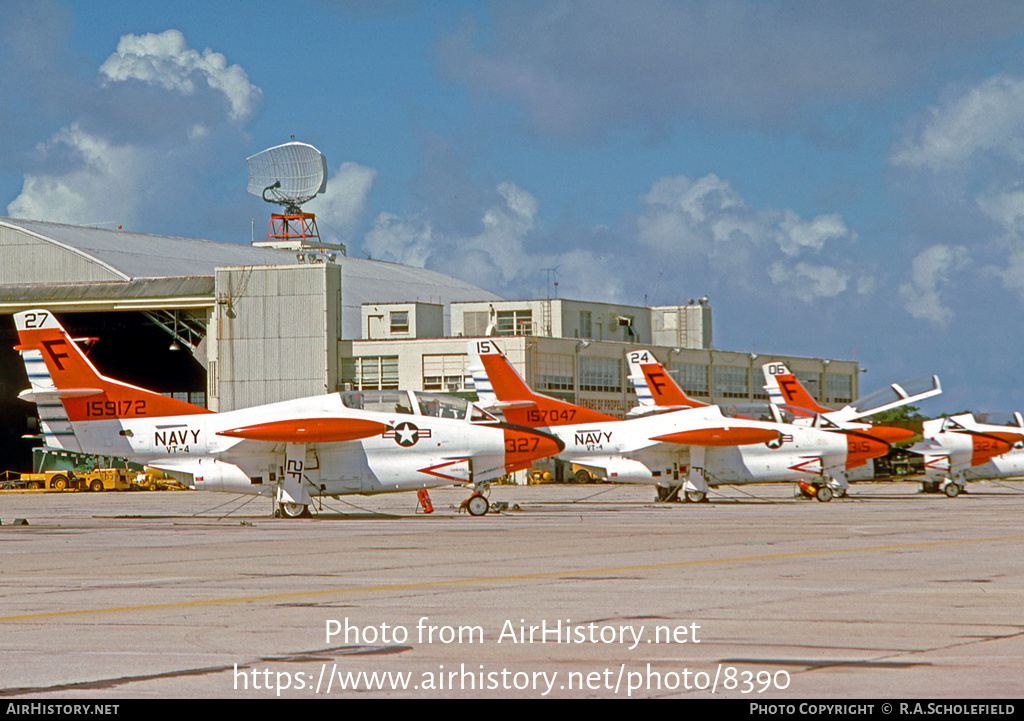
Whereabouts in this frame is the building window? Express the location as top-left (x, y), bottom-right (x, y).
top-left (579, 311), bottom-right (592, 339)
top-left (824, 374), bottom-right (852, 404)
top-left (537, 354), bottom-right (574, 391)
top-left (390, 311), bottom-right (409, 334)
top-left (670, 363), bottom-right (709, 397)
top-left (579, 357), bottom-right (621, 393)
top-left (348, 356), bottom-right (399, 390)
top-left (423, 354), bottom-right (471, 392)
top-left (713, 366), bottom-right (749, 399)
top-left (496, 310), bottom-right (533, 336)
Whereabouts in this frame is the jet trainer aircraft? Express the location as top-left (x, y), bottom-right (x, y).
top-left (469, 341), bottom-right (886, 502)
top-left (624, 350), bottom-right (896, 500)
top-left (761, 362), bottom-right (940, 438)
top-left (887, 413), bottom-right (1024, 497)
top-left (14, 310), bottom-right (562, 517)
top-left (754, 362), bottom-right (1023, 498)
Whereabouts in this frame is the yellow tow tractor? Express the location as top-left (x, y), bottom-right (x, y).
top-left (77, 468), bottom-right (132, 492)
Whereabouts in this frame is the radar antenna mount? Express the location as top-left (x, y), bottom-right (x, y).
top-left (246, 141), bottom-right (344, 257)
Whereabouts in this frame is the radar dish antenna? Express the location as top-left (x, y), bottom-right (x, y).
top-left (247, 141), bottom-right (341, 255)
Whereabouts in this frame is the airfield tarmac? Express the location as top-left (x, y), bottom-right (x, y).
top-left (0, 480), bottom-right (1022, 700)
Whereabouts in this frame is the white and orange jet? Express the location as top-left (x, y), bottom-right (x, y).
top-left (624, 350), bottom-right (898, 500)
top-left (14, 309), bottom-right (562, 517)
top-left (887, 413), bottom-right (1024, 497)
top-left (760, 362), bottom-right (940, 438)
top-left (755, 362), bottom-right (1024, 498)
top-left (469, 341), bottom-right (885, 502)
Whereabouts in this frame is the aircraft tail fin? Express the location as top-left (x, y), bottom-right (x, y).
top-left (626, 349), bottom-right (705, 409)
top-left (467, 339), bottom-right (617, 426)
top-left (14, 309), bottom-right (210, 426)
top-left (761, 362), bottom-right (830, 414)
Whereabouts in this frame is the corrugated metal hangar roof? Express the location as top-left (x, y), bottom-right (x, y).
top-left (0, 217), bottom-right (500, 327)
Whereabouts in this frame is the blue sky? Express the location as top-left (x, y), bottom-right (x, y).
top-left (3, 0), bottom-right (1024, 414)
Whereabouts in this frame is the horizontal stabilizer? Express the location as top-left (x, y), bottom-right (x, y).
top-left (18, 387), bottom-right (103, 402)
top-left (652, 427), bottom-right (780, 447)
top-left (218, 417), bottom-right (389, 443)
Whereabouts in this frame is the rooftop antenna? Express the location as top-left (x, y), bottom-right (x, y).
top-left (247, 141), bottom-right (342, 255)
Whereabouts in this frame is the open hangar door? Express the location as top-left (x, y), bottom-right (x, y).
top-left (0, 311), bottom-right (207, 474)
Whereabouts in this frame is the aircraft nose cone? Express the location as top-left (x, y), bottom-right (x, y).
top-left (845, 432), bottom-right (891, 468)
top-left (970, 432), bottom-right (1021, 465)
top-left (502, 426), bottom-right (563, 473)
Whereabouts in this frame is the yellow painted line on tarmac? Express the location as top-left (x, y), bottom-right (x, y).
top-left (1, 534), bottom-right (1021, 623)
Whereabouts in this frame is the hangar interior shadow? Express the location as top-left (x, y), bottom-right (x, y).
top-left (0, 311), bottom-right (206, 473)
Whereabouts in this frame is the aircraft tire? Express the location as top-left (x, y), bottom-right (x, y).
top-left (684, 490), bottom-right (706, 503)
top-left (466, 494), bottom-right (489, 516)
top-left (279, 502), bottom-right (311, 518)
top-left (815, 485), bottom-right (833, 503)
top-left (943, 483), bottom-right (961, 498)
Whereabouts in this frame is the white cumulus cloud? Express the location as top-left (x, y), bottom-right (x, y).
top-left (307, 161), bottom-right (377, 241)
top-left (892, 74), bottom-right (1024, 172)
top-left (8, 30), bottom-right (260, 232)
top-left (99, 29), bottom-right (262, 121)
top-left (898, 244), bottom-right (970, 326)
top-left (768, 262), bottom-right (850, 302)
top-left (7, 123), bottom-right (145, 225)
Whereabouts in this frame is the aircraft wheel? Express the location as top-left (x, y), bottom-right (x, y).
top-left (465, 494), bottom-right (489, 516)
top-left (684, 490), bottom-right (706, 503)
top-left (279, 502), bottom-right (311, 518)
top-left (815, 485), bottom-right (833, 503)
top-left (943, 483), bottom-right (961, 498)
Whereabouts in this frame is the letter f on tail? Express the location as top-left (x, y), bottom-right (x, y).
top-left (14, 309), bottom-right (210, 427)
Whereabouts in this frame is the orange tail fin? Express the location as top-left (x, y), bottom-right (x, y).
top-left (468, 339), bottom-right (617, 426)
top-left (15, 309), bottom-right (210, 422)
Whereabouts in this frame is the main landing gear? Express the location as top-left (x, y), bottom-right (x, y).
top-left (920, 479), bottom-right (965, 497)
top-left (459, 482), bottom-right (492, 516)
top-left (655, 485), bottom-right (707, 503)
top-left (462, 492), bottom-right (489, 516)
top-left (797, 481), bottom-right (834, 503)
top-left (277, 502), bottom-right (312, 518)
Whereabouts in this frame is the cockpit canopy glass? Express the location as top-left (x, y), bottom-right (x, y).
top-left (718, 403), bottom-right (795, 424)
top-left (972, 412), bottom-right (1023, 428)
top-left (849, 376), bottom-right (939, 415)
top-left (338, 390), bottom-right (495, 422)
